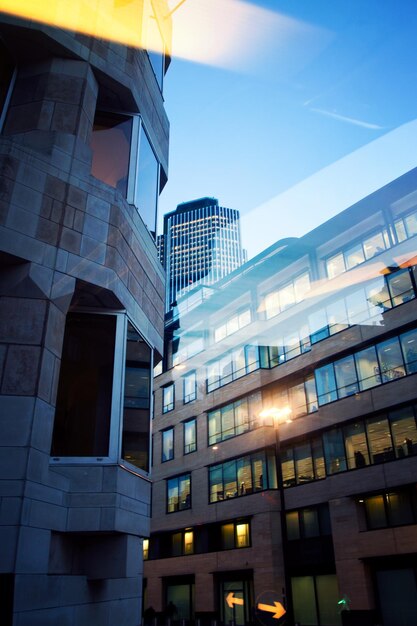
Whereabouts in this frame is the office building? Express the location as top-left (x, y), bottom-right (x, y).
top-left (161, 197), bottom-right (246, 310)
top-left (145, 168), bottom-right (417, 626)
top-left (0, 3), bottom-right (171, 624)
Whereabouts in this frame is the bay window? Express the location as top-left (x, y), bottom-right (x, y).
top-left (51, 312), bottom-right (152, 472)
top-left (91, 110), bottom-right (160, 236)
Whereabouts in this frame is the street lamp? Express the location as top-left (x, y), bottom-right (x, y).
top-left (259, 407), bottom-right (294, 625)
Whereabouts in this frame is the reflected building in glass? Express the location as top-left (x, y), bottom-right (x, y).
top-left (160, 197), bottom-right (246, 310)
top-left (146, 168), bottom-right (417, 626)
top-left (0, 3), bottom-right (171, 625)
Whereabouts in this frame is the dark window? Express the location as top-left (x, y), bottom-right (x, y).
top-left (164, 576), bottom-right (195, 620)
top-left (51, 313), bottom-right (116, 457)
top-left (286, 505), bottom-right (331, 540)
top-left (121, 322), bottom-right (151, 471)
top-left (292, 574), bottom-right (341, 626)
top-left (361, 488), bottom-right (417, 530)
top-left (52, 313), bottom-right (152, 469)
top-left (0, 40), bottom-right (15, 130)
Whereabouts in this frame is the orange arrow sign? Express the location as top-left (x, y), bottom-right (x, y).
top-left (257, 602), bottom-right (286, 619)
top-left (226, 593), bottom-right (244, 608)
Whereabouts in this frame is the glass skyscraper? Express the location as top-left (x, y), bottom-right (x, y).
top-left (160, 197), bottom-right (246, 310)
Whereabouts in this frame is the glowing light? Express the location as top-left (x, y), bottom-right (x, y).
top-left (0, 0), bottom-right (329, 73)
top-left (226, 592), bottom-right (244, 608)
top-left (0, 0), bottom-right (171, 55)
top-left (257, 601), bottom-right (286, 620)
top-left (260, 406), bottom-right (292, 424)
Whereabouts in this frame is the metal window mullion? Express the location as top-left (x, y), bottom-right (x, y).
top-left (127, 115), bottom-right (141, 206)
top-left (111, 312), bottom-right (127, 462)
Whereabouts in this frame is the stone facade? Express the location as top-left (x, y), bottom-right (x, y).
top-left (0, 6), bottom-right (170, 625)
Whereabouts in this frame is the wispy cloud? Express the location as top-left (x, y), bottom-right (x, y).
top-left (310, 107), bottom-right (384, 130)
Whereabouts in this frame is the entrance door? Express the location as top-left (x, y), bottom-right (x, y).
top-left (218, 576), bottom-right (253, 626)
top-left (376, 568), bottom-right (417, 626)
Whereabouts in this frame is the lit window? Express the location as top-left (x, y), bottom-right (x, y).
top-left (236, 523), bottom-right (250, 547)
top-left (184, 530), bottom-right (194, 554)
top-left (143, 538), bottom-right (149, 560)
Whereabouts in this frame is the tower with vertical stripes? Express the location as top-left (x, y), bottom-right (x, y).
top-left (162, 197), bottom-right (246, 310)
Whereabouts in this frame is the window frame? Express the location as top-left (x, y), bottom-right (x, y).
top-left (50, 309), bottom-right (154, 474)
top-left (162, 383), bottom-right (175, 413)
top-left (183, 370), bottom-right (197, 404)
top-left (183, 418), bottom-right (197, 455)
top-left (91, 109), bottom-right (160, 236)
top-left (161, 427), bottom-right (174, 462)
top-left (167, 472), bottom-right (192, 514)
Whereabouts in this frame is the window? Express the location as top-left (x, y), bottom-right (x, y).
top-left (172, 529), bottom-right (194, 556)
top-left (162, 428), bottom-right (174, 462)
top-left (309, 270), bottom-right (416, 347)
top-left (282, 403), bottom-right (417, 488)
top-left (184, 419), bottom-right (197, 454)
top-left (395, 209), bottom-right (417, 241)
top-left (400, 328), bottom-right (417, 374)
top-left (163, 384), bottom-right (174, 413)
top-left (218, 575), bottom-right (253, 626)
top-left (286, 505), bottom-right (331, 540)
top-left (0, 39), bottom-right (15, 130)
top-left (167, 473), bottom-right (191, 513)
top-left (326, 228), bottom-right (389, 278)
top-left (209, 449), bottom-right (276, 502)
top-left (361, 487), bottom-right (417, 530)
top-left (208, 392), bottom-right (261, 445)
top-left (90, 110), bottom-right (160, 235)
top-left (143, 539), bottom-right (149, 560)
top-left (121, 322), bottom-right (152, 470)
top-left (91, 111), bottom-right (132, 196)
top-left (207, 345), bottom-right (260, 392)
top-left (164, 577), bottom-right (195, 620)
top-left (389, 407), bottom-right (417, 458)
top-left (262, 272), bottom-right (310, 319)
top-left (292, 575), bottom-right (341, 626)
top-left (314, 325), bottom-right (417, 407)
top-left (51, 312), bottom-right (152, 471)
top-left (214, 308), bottom-right (251, 342)
top-left (221, 521), bottom-right (250, 549)
top-left (183, 371), bottom-right (197, 404)
top-left (344, 422), bottom-right (369, 469)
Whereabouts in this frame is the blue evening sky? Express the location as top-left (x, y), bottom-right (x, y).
top-left (158, 0), bottom-right (417, 257)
